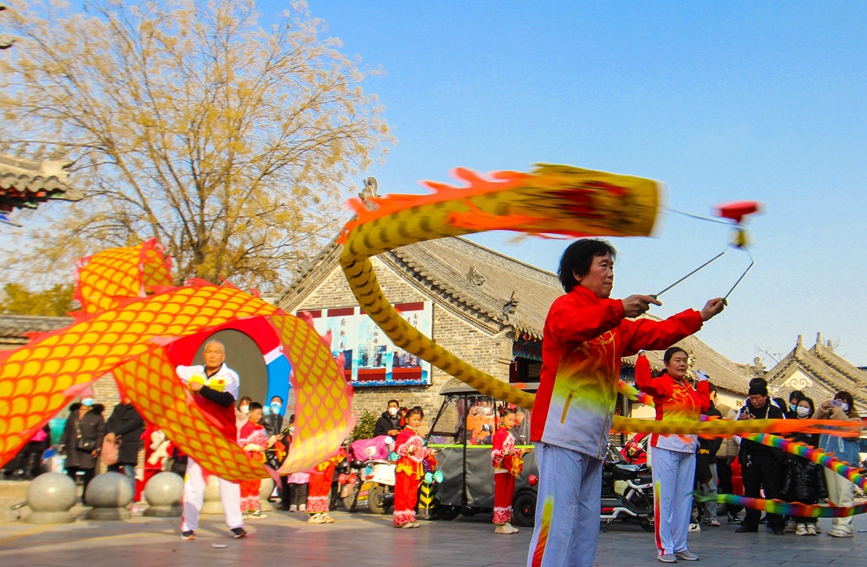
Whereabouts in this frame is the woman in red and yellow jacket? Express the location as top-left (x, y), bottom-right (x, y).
top-left (635, 347), bottom-right (710, 563)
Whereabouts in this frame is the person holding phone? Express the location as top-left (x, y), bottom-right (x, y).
top-left (734, 379), bottom-right (786, 535)
top-left (815, 391), bottom-right (861, 538)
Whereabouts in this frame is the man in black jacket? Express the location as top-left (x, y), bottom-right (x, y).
top-left (735, 379), bottom-right (786, 535)
top-left (105, 393), bottom-right (144, 493)
top-left (373, 399), bottom-right (401, 438)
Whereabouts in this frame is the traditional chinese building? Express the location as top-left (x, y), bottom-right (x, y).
top-left (276, 234), bottom-right (752, 421)
top-left (762, 333), bottom-right (867, 408)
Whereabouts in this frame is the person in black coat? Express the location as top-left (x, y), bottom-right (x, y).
top-left (734, 379), bottom-right (786, 535)
top-left (105, 394), bottom-right (144, 491)
top-left (781, 397), bottom-right (826, 536)
top-left (61, 390), bottom-right (105, 502)
top-left (373, 400), bottom-right (402, 438)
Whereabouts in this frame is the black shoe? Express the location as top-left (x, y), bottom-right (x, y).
top-left (180, 530), bottom-right (195, 540)
top-left (771, 528), bottom-right (785, 536)
top-left (735, 525), bottom-right (758, 533)
top-left (231, 527), bottom-right (247, 539)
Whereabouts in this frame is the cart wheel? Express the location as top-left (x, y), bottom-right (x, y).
top-left (367, 484), bottom-right (387, 514)
top-left (435, 502), bottom-right (461, 521)
top-left (511, 490), bottom-right (537, 527)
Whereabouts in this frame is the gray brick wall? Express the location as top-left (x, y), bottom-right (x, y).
top-left (292, 257), bottom-right (514, 419)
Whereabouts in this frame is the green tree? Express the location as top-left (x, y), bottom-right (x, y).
top-left (0, 0), bottom-right (393, 290)
top-left (349, 410), bottom-right (378, 442)
top-left (0, 282), bottom-right (75, 316)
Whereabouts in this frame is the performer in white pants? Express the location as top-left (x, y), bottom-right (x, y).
top-left (635, 349), bottom-right (711, 563)
top-left (176, 339), bottom-right (247, 540)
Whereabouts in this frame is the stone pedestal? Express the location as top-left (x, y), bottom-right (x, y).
top-left (25, 473), bottom-right (76, 524)
top-left (84, 472), bottom-right (133, 520)
top-left (258, 477), bottom-right (276, 512)
top-left (143, 472), bottom-right (184, 517)
top-left (200, 474), bottom-right (224, 515)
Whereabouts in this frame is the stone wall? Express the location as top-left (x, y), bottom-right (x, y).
top-left (290, 257), bottom-right (513, 420)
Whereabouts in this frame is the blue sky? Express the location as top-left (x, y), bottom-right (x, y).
top-left (286, 1), bottom-right (867, 367)
top-left (12, 2), bottom-right (866, 368)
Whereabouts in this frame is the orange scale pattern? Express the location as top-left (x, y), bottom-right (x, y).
top-left (0, 241), bottom-right (354, 480)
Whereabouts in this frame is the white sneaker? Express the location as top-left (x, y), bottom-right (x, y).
top-left (828, 527), bottom-right (854, 538)
top-left (494, 523), bottom-right (519, 534)
top-left (288, 505), bottom-right (297, 512)
top-left (298, 504), bottom-right (306, 512)
top-left (785, 520), bottom-right (797, 533)
top-left (806, 523), bottom-right (817, 536)
top-left (795, 524), bottom-right (808, 536)
top-left (688, 523), bottom-right (701, 532)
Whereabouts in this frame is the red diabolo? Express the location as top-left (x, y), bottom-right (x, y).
top-left (714, 201), bottom-right (761, 224)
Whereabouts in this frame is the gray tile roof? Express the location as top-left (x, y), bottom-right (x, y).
top-left (0, 153), bottom-right (83, 211)
top-left (278, 235), bottom-right (752, 394)
top-left (0, 314), bottom-right (73, 344)
top-left (764, 334), bottom-right (867, 406)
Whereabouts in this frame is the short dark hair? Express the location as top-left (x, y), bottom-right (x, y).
top-left (558, 239), bottom-right (617, 292)
top-left (270, 396), bottom-right (283, 404)
top-left (387, 399), bottom-right (399, 407)
top-left (663, 346), bottom-right (688, 364)
top-left (708, 383), bottom-right (718, 393)
top-left (249, 402), bottom-right (263, 411)
top-left (788, 390), bottom-right (806, 403)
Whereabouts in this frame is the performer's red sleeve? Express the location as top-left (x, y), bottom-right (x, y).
top-left (545, 296), bottom-right (625, 347)
top-left (696, 379), bottom-right (711, 414)
top-left (620, 309), bottom-right (703, 356)
top-left (634, 353), bottom-right (673, 398)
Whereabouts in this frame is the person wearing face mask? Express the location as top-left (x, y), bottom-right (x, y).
top-left (787, 390), bottom-right (806, 418)
top-left (374, 400), bottom-right (402, 438)
top-left (261, 396), bottom-right (285, 438)
top-left (815, 391), bottom-right (862, 538)
top-left (635, 349), bottom-right (710, 563)
top-left (780, 397), bottom-right (826, 536)
top-left (60, 388), bottom-right (105, 503)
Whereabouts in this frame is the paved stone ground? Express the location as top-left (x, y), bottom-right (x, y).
top-left (1, 501), bottom-right (865, 567)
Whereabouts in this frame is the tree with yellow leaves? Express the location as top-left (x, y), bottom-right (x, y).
top-left (0, 0), bottom-right (393, 289)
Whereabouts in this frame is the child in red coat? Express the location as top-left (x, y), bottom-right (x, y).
top-left (393, 406), bottom-right (436, 528)
top-left (238, 402), bottom-right (269, 517)
top-left (492, 407), bottom-right (523, 534)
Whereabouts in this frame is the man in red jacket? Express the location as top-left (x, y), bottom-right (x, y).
top-left (527, 239), bottom-right (724, 567)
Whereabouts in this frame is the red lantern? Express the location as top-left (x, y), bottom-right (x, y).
top-left (528, 474), bottom-right (538, 487)
top-left (338, 473), bottom-right (348, 485)
top-left (348, 474), bottom-right (358, 485)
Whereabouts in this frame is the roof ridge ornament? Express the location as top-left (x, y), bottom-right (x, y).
top-left (467, 264), bottom-right (487, 286)
top-left (503, 290), bottom-right (519, 322)
top-left (358, 177), bottom-right (379, 212)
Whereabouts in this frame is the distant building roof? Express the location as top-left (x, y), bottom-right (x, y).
top-left (0, 314), bottom-right (73, 346)
top-left (0, 153), bottom-right (83, 213)
top-left (278, 235), bottom-right (752, 395)
top-left (764, 333), bottom-right (867, 407)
